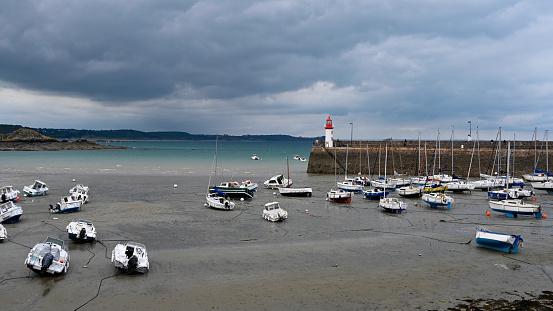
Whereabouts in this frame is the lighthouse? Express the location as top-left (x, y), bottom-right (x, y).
top-left (325, 116), bottom-right (334, 147)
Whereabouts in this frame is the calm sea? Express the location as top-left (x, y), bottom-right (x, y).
top-left (0, 141), bottom-right (314, 178)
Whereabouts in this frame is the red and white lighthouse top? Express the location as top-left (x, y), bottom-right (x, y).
top-left (325, 116), bottom-right (334, 129)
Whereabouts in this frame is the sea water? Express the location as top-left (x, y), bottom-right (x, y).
top-left (0, 141), bottom-right (314, 178)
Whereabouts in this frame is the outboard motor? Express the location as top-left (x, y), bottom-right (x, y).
top-left (1, 193), bottom-right (6, 202)
top-left (128, 255), bottom-right (139, 272)
top-left (41, 253), bottom-right (54, 274)
top-left (79, 228), bottom-right (86, 240)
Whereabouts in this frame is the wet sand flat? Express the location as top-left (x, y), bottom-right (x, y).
top-left (1, 172), bottom-right (553, 310)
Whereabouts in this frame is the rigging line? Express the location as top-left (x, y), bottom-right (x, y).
top-left (42, 220), bottom-right (65, 232)
top-left (72, 274), bottom-right (117, 311)
top-left (8, 222), bottom-right (48, 238)
top-left (274, 223), bottom-right (288, 237)
top-left (95, 240), bottom-right (112, 259)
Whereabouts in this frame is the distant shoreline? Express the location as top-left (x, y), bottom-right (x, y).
top-left (0, 140), bottom-right (130, 151)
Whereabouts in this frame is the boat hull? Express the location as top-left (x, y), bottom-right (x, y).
top-left (476, 229), bottom-right (522, 253)
top-left (488, 200), bottom-right (542, 218)
top-left (1, 214), bottom-right (22, 224)
top-left (209, 187), bottom-right (254, 199)
top-left (278, 187), bottom-right (313, 197)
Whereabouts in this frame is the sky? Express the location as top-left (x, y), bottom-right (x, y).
top-left (1, 0), bottom-right (552, 141)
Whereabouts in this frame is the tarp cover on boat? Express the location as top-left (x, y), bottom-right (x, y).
top-left (213, 187), bottom-right (226, 195)
top-left (534, 169), bottom-right (553, 176)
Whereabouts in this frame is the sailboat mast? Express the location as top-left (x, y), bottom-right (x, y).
top-left (418, 132), bottom-right (421, 178)
top-left (287, 157), bottom-right (290, 187)
top-left (451, 126), bottom-right (454, 177)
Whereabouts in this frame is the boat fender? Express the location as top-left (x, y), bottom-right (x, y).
top-left (531, 196), bottom-right (537, 201)
top-left (41, 253), bottom-right (54, 273)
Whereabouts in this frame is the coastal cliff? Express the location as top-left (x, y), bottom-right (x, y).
top-left (307, 140), bottom-right (550, 177)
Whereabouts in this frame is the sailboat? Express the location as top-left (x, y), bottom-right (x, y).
top-left (470, 126), bottom-right (495, 191)
top-left (205, 137), bottom-right (236, 210)
top-left (530, 130), bottom-right (553, 193)
top-left (337, 145), bottom-right (364, 193)
top-left (327, 146), bottom-right (353, 203)
top-left (488, 141), bottom-right (542, 218)
top-left (378, 145), bottom-right (407, 213)
top-left (523, 128), bottom-right (552, 182)
top-left (398, 133), bottom-right (423, 197)
top-left (445, 126), bottom-right (475, 193)
top-left (279, 157), bottom-right (313, 197)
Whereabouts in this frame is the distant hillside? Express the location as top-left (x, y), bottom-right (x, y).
top-left (0, 124), bottom-right (322, 142)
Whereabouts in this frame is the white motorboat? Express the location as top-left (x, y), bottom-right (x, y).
top-left (70, 184), bottom-right (89, 204)
top-left (251, 154), bottom-right (261, 160)
top-left (370, 178), bottom-right (397, 191)
top-left (469, 179), bottom-right (494, 191)
top-left (0, 186), bottom-right (20, 203)
top-left (49, 195), bottom-right (81, 213)
top-left (205, 193), bottom-right (235, 210)
top-left (422, 192), bottom-right (454, 209)
top-left (445, 181), bottom-right (476, 193)
top-left (66, 219), bottom-right (97, 242)
top-left (337, 179), bottom-right (364, 193)
top-left (0, 201), bottom-right (23, 224)
top-left (293, 155), bottom-right (300, 160)
top-left (263, 175), bottom-right (292, 189)
top-left (0, 224), bottom-right (6, 242)
top-left (111, 241), bottom-right (149, 274)
top-left (24, 237), bottom-right (70, 275)
top-left (23, 180), bottom-right (49, 196)
top-left (379, 197), bottom-right (407, 213)
top-left (263, 202), bottom-right (288, 222)
top-left (300, 157), bottom-right (307, 162)
top-left (488, 199), bottom-right (542, 218)
top-left (240, 179), bottom-right (259, 191)
top-left (397, 185), bottom-right (423, 197)
top-left (326, 189), bottom-right (353, 203)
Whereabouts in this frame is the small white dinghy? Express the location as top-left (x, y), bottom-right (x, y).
top-left (70, 184), bottom-right (89, 204)
top-left (112, 242), bottom-right (149, 274)
top-left (0, 224), bottom-right (7, 242)
top-left (263, 202), bottom-right (288, 222)
top-left (23, 180), bottom-right (49, 196)
top-left (66, 219), bottom-right (96, 242)
top-left (24, 237), bottom-right (70, 275)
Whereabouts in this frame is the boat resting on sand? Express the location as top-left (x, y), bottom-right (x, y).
top-left (488, 199), bottom-right (542, 218)
top-left (209, 182), bottom-right (254, 199)
top-left (24, 237), bottom-right (70, 275)
top-left (49, 195), bottom-right (81, 213)
top-left (66, 219), bottom-right (96, 242)
top-left (263, 175), bottom-right (292, 189)
top-left (205, 193), bottom-right (235, 210)
top-left (263, 202), bottom-right (288, 222)
top-left (70, 184), bottom-right (89, 204)
top-left (278, 186), bottom-right (312, 197)
top-left (112, 242), bottom-right (149, 274)
top-left (475, 227), bottom-right (523, 253)
top-left (23, 180), bottom-right (49, 197)
top-left (1, 186), bottom-right (20, 203)
top-left (326, 189), bottom-right (352, 203)
top-left (0, 224), bottom-right (6, 241)
top-left (422, 192), bottom-right (454, 209)
top-left (1, 201), bottom-right (23, 224)
top-left (379, 197), bottom-right (407, 213)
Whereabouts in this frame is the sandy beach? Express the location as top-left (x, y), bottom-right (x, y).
top-left (2, 171), bottom-right (553, 310)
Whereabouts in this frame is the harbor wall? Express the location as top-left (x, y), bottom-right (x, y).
top-left (307, 140), bottom-right (551, 177)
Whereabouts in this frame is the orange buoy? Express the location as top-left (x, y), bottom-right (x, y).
top-left (531, 196), bottom-right (537, 201)
top-left (486, 211), bottom-right (491, 216)
top-left (543, 214), bottom-right (547, 219)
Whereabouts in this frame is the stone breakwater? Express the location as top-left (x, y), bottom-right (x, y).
top-left (307, 140), bottom-right (551, 177)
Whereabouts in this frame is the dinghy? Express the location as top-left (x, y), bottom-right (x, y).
top-left (66, 219), bottom-right (96, 242)
top-left (475, 227), bottom-right (523, 253)
top-left (111, 241), bottom-right (149, 274)
top-left (24, 237), bottom-right (70, 275)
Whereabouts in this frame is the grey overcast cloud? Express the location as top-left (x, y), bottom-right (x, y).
top-left (1, 0), bottom-right (552, 140)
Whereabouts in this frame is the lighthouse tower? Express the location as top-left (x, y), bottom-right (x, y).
top-left (324, 116), bottom-right (334, 147)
